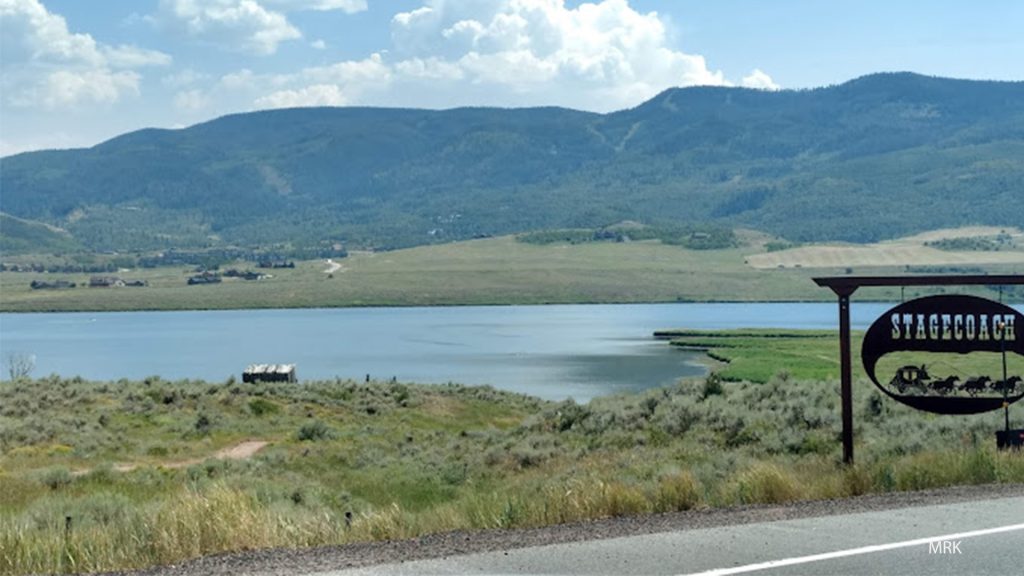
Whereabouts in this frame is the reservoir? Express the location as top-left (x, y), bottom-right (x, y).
top-left (2, 302), bottom-right (902, 401)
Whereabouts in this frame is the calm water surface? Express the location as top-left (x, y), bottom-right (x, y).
top-left (0, 303), bottom-right (896, 401)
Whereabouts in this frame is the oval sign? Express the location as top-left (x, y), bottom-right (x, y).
top-left (862, 295), bottom-right (1024, 414)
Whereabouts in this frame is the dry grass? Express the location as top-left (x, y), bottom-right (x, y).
top-left (2, 375), bottom-right (1023, 574)
top-left (747, 226), bottom-right (1024, 269)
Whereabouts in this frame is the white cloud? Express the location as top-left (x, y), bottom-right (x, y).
top-left (255, 84), bottom-right (348, 108)
top-left (119, 12), bottom-right (152, 28)
top-left (394, 57), bottom-right (464, 80)
top-left (0, 0), bottom-right (170, 109)
top-left (103, 45), bottom-right (173, 68)
top-left (310, 39), bottom-right (327, 50)
top-left (264, 0), bottom-right (367, 13)
top-left (174, 89), bottom-right (210, 111)
top-left (157, 0), bottom-right (301, 56)
top-left (381, 0), bottom-right (731, 111)
top-left (162, 68), bottom-right (211, 88)
top-left (300, 53), bottom-right (391, 85)
top-left (229, 0), bottom-right (773, 114)
top-left (220, 68), bottom-right (259, 90)
top-left (200, 55), bottom-right (387, 110)
top-left (741, 68), bottom-right (780, 90)
top-left (43, 69), bottom-right (141, 108)
top-left (0, 0), bottom-right (103, 66)
top-left (154, 0), bottom-right (365, 55)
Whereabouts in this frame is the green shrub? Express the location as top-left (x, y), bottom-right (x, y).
top-left (38, 467), bottom-right (73, 491)
top-left (296, 421), bottom-right (335, 442)
top-left (194, 413), bottom-right (212, 436)
top-left (248, 398), bottom-right (280, 417)
top-left (702, 374), bottom-right (723, 399)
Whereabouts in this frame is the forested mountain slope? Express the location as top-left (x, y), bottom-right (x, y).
top-left (2, 73), bottom-right (1022, 252)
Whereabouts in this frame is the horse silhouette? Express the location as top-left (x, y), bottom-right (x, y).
top-left (959, 376), bottom-right (992, 397)
top-left (928, 375), bottom-right (960, 395)
top-left (991, 376), bottom-right (1023, 395)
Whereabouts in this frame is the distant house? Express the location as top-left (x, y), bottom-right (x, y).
top-left (240, 271), bottom-right (265, 281)
top-left (257, 260), bottom-right (294, 269)
top-left (30, 279), bottom-right (76, 289)
top-left (243, 364), bottom-right (297, 383)
top-left (223, 269), bottom-right (266, 281)
top-left (89, 276), bottom-right (125, 288)
top-left (187, 272), bottom-right (222, 285)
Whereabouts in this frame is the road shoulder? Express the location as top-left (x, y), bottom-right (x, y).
top-left (107, 483), bottom-right (1024, 576)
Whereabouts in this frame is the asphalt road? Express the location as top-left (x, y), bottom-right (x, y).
top-left (316, 496), bottom-right (1024, 576)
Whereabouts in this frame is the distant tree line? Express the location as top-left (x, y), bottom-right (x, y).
top-left (925, 233), bottom-right (1015, 252)
top-left (2, 262), bottom-right (120, 274)
top-left (138, 246), bottom-right (344, 269)
top-left (517, 223), bottom-right (737, 250)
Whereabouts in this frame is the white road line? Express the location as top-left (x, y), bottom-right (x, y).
top-left (679, 522), bottom-right (1024, 576)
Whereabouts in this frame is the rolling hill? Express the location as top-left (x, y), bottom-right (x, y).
top-left (0, 213), bottom-right (82, 255)
top-left (1, 72), bottom-right (1022, 253)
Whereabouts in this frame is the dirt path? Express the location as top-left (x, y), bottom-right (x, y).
top-left (324, 259), bottom-right (343, 274)
top-left (211, 440), bottom-right (269, 460)
top-left (75, 440), bottom-right (270, 476)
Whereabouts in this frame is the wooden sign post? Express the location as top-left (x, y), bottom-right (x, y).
top-left (813, 275), bottom-right (1024, 465)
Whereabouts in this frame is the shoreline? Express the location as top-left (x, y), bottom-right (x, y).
top-left (6, 297), bottom-right (1007, 315)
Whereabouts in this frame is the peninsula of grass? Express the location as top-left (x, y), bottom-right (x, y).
top-left (3, 366), bottom-right (1023, 574)
top-left (660, 329), bottom-right (852, 383)
top-left (660, 329), bottom-right (1024, 384)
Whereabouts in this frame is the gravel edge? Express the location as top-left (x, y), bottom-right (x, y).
top-left (107, 483), bottom-right (1024, 576)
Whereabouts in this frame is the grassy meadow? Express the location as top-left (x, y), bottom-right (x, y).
top-left (3, 354), bottom-right (1023, 573)
top-left (3, 233), bottom-right (1021, 312)
top-left (659, 330), bottom-right (1024, 384)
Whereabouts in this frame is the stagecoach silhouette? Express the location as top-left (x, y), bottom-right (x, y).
top-left (884, 364), bottom-right (1024, 413)
top-left (889, 365), bottom-right (930, 393)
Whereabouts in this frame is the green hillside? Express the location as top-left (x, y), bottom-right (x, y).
top-left (0, 213), bottom-right (82, 255)
top-left (2, 73), bottom-right (1022, 253)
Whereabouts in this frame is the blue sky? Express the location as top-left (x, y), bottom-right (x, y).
top-left (1, 0), bottom-right (1022, 156)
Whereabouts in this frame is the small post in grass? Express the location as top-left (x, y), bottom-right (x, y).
top-left (62, 515), bottom-right (73, 572)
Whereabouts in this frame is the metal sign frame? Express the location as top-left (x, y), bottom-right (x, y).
top-left (813, 275), bottom-right (1024, 464)
top-left (860, 294), bottom-right (1024, 414)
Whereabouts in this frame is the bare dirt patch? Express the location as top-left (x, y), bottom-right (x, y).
top-left (74, 440), bottom-right (270, 476)
top-left (211, 440), bottom-right (270, 461)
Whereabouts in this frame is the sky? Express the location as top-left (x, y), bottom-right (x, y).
top-left (1, 0), bottom-right (1022, 156)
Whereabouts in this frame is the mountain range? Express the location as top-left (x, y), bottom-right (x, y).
top-left (1, 72), bottom-right (1022, 254)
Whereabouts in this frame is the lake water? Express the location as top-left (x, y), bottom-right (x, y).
top-left (0, 303), bottom-right (899, 402)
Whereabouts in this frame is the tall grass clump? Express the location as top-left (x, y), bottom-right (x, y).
top-left (726, 463), bottom-right (803, 505)
top-left (652, 470), bottom-right (703, 512)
